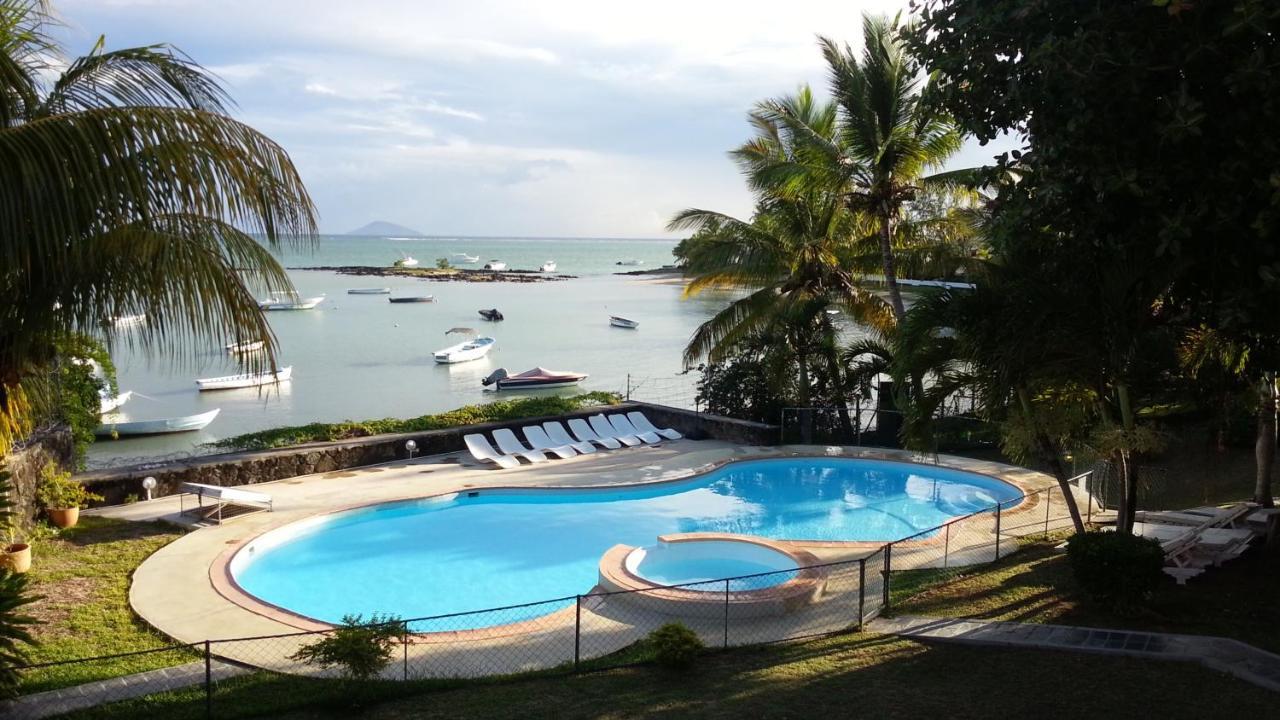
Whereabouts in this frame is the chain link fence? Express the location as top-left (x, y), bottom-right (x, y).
top-left (621, 372), bottom-right (701, 411)
top-left (1, 480), bottom-right (1095, 719)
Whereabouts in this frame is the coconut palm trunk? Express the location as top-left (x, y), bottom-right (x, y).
top-left (879, 213), bottom-right (907, 321)
top-left (1255, 372), bottom-right (1277, 508)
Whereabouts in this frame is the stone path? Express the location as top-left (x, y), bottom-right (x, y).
top-left (872, 614), bottom-right (1280, 692)
top-left (0, 660), bottom-right (248, 720)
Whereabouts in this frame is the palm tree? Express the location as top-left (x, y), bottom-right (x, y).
top-left (751, 14), bottom-right (967, 323)
top-left (0, 2), bottom-right (317, 453)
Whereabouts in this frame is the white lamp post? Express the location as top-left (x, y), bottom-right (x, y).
top-left (405, 440), bottom-right (417, 460)
top-left (141, 476), bottom-right (157, 501)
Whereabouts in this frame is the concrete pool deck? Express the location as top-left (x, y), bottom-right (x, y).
top-left (96, 441), bottom-right (1081, 678)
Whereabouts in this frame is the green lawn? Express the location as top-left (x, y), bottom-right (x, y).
top-left (61, 632), bottom-right (1275, 719)
top-left (18, 516), bottom-right (193, 693)
top-left (892, 537), bottom-right (1280, 654)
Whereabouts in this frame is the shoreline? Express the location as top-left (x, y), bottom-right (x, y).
top-left (289, 266), bottom-right (574, 283)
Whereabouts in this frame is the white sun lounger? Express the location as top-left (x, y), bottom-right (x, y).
top-left (567, 418), bottom-right (622, 449)
top-left (627, 411), bottom-right (682, 440)
top-left (543, 421), bottom-right (597, 454)
top-left (1135, 503), bottom-right (1252, 529)
top-left (493, 428), bottom-right (549, 463)
top-left (590, 414), bottom-right (641, 446)
top-left (179, 482), bottom-right (272, 524)
top-left (464, 434), bottom-right (521, 469)
top-left (522, 425), bottom-right (579, 459)
top-left (609, 414), bottom-right (660, 444)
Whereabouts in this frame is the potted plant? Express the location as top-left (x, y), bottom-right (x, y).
top-left (36, 461), bottom-right (101, 529)
top-left (0, 466), bottom-right (30, 573)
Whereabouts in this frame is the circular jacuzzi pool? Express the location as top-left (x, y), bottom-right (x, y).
top-left (625, 539), bottom-right (799, 590)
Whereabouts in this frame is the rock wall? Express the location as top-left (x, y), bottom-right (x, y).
top-left (74, 402), bottom-right (781, 505)
top-left (3, 428), bottom-right (75, 533)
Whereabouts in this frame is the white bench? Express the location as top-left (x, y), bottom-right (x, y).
top-left (179, 482), bottom-right (273, 524)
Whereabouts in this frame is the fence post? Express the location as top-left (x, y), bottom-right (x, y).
top-left (574, 595), bottom-right (582, 672)
top-left (204, 640), bottom-right (212, 720)
top-left (854, 398), bottom-right (862, 446)
top-left (857, 559), bottom-right (866, 629)
top-left (881, 545), bottom-right (892, 612)
top-left (943, 522), bottom-right (951, 569)
top-left (723, 580), bottom-right (730, 649)
top-left (1045, 488), bottom-right (1053, 536)
top-left (994, 503), bottom-right (1003, 561)
top-left (1086, 472), bottom-right (1094, 525)
top-left (402, 630), bottom-right (409, 681)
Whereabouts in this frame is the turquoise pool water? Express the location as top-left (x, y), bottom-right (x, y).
top-left (232, 458), bottom-right (1021, 629)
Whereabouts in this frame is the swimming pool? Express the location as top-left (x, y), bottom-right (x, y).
top-left (230, 457), bottom-right (1021, 629)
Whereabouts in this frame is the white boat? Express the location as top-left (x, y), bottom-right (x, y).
top-left (482, 367), bottom-right (588, 390)
top-left (615, 260), bottom-right (644, 266)
top-left (109, 314), bottom-right (146, 327)
top-left (540, 261), bottom-right (557, 272)
top-left (99, 390), bottom-right (133, 415)
top-left (195, 366), bottom-right (292, 391)
top-left (434, 336), bottom-right (496, 364)
top-left (483, 260), bottom-right (507, 271)
top-left (393, 254), bottom-right (419, 268)
top-left (258, 292), bottom-right (324, 311)
top-left (453, 253), bottom-right (480, 264)
top-left (95, 408), bottom-right (221, 437)
top-left (609, 316), bottom-right (639, 329)
top-left (347, 288), bottom-right (391, 295)
top-left (225, 340), bottom-right (265, 354)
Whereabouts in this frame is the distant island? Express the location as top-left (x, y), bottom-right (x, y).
top-left (345, 220), bottom-right (425, 237)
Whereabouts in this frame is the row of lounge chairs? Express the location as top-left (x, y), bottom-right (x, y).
top-left (1128, 503), bottom-right (1265, 584)
top-left (464, 411), bottom-right (683, 469)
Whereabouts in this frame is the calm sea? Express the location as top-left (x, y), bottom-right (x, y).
top-left (87, 235), bottom-right (730, 469)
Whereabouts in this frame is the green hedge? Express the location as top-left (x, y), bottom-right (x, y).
top-left (207, 392), bottom-right (621, 451)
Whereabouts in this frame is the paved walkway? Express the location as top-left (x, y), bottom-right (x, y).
top-left (873, 614), bottom-right (1280, 692)
top-left (0, 660), bottom-right (247, 720)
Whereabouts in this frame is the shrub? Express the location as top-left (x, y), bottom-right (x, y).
top-left (647, 622), bottom-right (703, 670)
top-left (435, 257), bottom-right (451, 269)
top-left (288, 613), bottom-right (405, 682)
top-left (35, 461), bottom-right (102, 511)
top-left (0, 568), bottom-right (40, 699)
top-left (1066, 531), bottom-right (1165, 611)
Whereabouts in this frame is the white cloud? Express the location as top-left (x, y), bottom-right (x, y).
top-left (303, 82), bottom-right (338, 96)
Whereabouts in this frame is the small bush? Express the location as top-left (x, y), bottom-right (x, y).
top-left (35, 461), bottom-right (102, 511)
top-left (288, 613), bottom-right (405, 682)
top-left (647, 623), bottom-right (703, 669)
top-left (1066, 530), bottom-right (1165, 611)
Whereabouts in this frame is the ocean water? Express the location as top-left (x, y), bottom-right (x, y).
top-left (88, 235), bottom-right (726, 469)
top-left (231, 458), bottom-right (1021, 627)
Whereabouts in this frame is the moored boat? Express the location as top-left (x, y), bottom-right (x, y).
top-left (609, 316), bottom-right (639, 329)
top-left (483, 260), bottom-right (507, 271)
top-left (389, 296), bottom-right (436, 303)
top-left (393, 255), bottom-right (419, 268)
top-left (99, 390), bottom-right (133, 415)
top-left (225, 340), bottom-right (265, 354)
top-left (347, 288), bottom-right (391, 295)
top-left (540, 261), bottom-right (557, 272)
top-left (433, 336), bottom-right (496, 364)
top-left (481, 367), bottom-right (588, 390)
top-left (109, 314), bottom-right (146, 327)
top-left (258, 292), bottom-right (324, 311)
top-left (478, 308), bottom-right (504, 321)
top-left (196, 366), bottom-right (292, 391)
top-left (615, 259), bottom-right (644, 266)
top-left (95, 408), bottom-right (221, 437)
top-left (453, 253), bottom-right (480, 264)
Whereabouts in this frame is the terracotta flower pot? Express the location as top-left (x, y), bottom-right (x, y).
top-left (2, 543), bottom-right (31, 573)
top-left (48, 507), bottom-right (80, 529)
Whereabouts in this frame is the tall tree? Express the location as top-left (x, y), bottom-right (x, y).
top-left (0, 1), bottom-right (317, 453)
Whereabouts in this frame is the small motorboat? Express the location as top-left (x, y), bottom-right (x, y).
top-left (479, 308), bottom-right (504, 321)
top-left (453, 253), bottom-right (480, 264)
top-left (258, 292), bottom-right (324, 310)
top-left (99, 390), bottom-right (133, 415)
top-left (615, 260), bottom-right (644, 266)
top-left (393, 254), bottom-right (419, 268)
top-left (109, 314), bottom-right (146, 328)
top-left (225, 340), bottom-right (265, 354)
top-left (95, 408), bottom-right (221, 437)
top-left (196, 366), bottom-right (292, 391)
top-left (389, 296), bottom-right (436, 303)
top-left (483, 260), bottom-right (507, 271)
top-left (610, 316), bottom-right (639, 329)
top-left (540, 261), bottom-right (557, 272)
top-left (434, 336), bottom-right (496, 364)
top-left (348, 288), bottom-right (391, 295)
top-left (482, 367), bottom-right (588, 391)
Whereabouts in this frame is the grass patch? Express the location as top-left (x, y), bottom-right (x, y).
top-left (893, 537), bottom-right (1280, 654)
top-left (19, 516), bottom-right (192, 694)
top-left (60, 632), bottom-right (1274, 719)
top-left (208, 392), bottom-right (621, 451)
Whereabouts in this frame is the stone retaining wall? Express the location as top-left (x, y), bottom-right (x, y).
top-left (4, 428), bottom-right (75, 532)
top-left (74, 402), bottom-right (780, 505)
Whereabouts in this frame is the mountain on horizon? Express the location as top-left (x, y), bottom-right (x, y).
top-left (345, 220), bottom-right (425, 237)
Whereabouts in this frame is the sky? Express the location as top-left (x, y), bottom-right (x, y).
top-left (55, 0), bottom-right (1017, 238)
